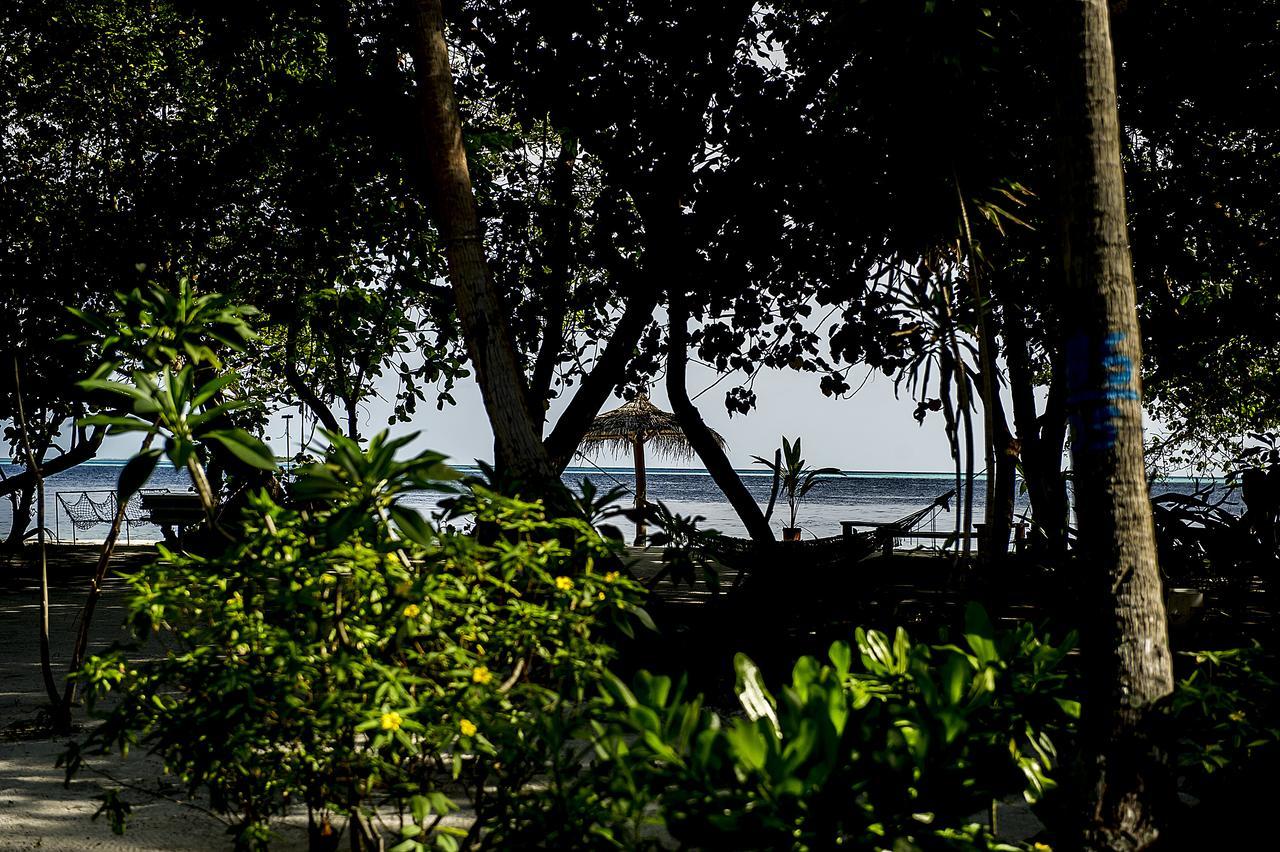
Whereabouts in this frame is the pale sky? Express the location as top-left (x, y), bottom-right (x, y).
top-left (259, 361), bottom-right (961, 473)
top-left (89, 358), bottom-right (960, 472)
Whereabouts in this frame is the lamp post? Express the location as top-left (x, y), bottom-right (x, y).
top-left (282, 414), bottom-right (294, 471)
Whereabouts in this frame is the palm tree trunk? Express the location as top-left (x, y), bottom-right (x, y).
top-left (633, 438), bottom-right (647, 545)
top-left (1057, 1), bottom-right (1174, 846)
top-left (939, 352), bottom-right (964, 554)
top-left (974, 363), bottom-right (1017, 558)
top-left (956, 184), bottom-right (1005, 557)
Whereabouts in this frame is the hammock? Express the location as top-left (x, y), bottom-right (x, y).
top-left (708, 488), bottom-right (958, 573)
top-left (56, 491), bottom-right (149, 543)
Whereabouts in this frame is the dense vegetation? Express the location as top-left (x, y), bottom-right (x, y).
top-left (3, 0), bottom-right (1279, 849)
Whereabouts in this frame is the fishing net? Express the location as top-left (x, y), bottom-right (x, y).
top-left (58, 491), bottom-right (148, 531)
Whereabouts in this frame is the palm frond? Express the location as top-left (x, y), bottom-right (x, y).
top-left (578, 394), bottom-right (722, 461)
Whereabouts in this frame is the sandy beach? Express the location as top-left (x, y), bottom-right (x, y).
top-left (0, 546), bottom-right (315, 850)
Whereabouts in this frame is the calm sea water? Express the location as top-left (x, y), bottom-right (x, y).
top-left (1, 461), bottom-right (1236, 542)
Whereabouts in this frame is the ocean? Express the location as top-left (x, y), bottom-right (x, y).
top-left (2, 460), bottom-right (1236, 544)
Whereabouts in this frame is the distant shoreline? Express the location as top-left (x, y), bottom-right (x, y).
top-left (5, 460), bottom-right (1223, 483)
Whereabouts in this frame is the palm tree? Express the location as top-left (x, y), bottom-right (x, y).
top-left (578, 394), bottom-right (723, 545)
top-left (1056, 0), bottom-right (1173, 844)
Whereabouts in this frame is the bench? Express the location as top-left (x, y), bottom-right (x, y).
top-left (139, 492), bottom-right (206, 542)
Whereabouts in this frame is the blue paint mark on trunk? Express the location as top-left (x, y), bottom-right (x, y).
top-left (1066, 330), bottom-right (1138, 454)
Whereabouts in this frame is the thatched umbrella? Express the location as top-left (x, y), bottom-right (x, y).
top-left (578, 394), bottom-right (724, 544)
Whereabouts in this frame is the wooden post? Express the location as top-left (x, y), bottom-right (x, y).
top-left (633, 437), bottom-right (647, 546)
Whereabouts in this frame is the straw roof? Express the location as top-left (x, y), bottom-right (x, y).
top-left (578, 394), bottom-right (723, 460)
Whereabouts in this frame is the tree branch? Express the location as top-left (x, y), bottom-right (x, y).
top-left (544, 290), bottom-right (658, 472)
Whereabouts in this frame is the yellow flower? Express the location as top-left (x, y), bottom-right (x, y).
top-left (1229, 710), bottom-right (1246, 722)
top-left (554, 576), bottom-right (574, 591)
top-left (472, 666), bottom-right (493, 685)
top-left (1032, 844), bottom-right (1053, 852)
top-left (403, 603), bottom-right (421, 619)
top-left (459, 718), bottom-right (477, 737)
top-left (379, 711), bottom-right (403, 731)
top-left (598, 592), bottom-right (606, 601)
top-left (604, 571), bottom-right (619, 583)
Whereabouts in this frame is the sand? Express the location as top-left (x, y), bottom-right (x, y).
top-left (0, 547), bottom-right (314, 850)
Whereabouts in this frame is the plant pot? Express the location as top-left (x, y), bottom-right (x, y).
top-left (1166, 587), bottom-right (1205, 627)
top-left (782, 527), bottom-right (802, 542)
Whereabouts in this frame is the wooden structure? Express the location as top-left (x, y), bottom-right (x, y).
top-left (139, 492), bottom-right (205, 543)
top-left (841, 518), bottom-right (1026, 556)
top-left (579, 394), bottom-right (723, 545)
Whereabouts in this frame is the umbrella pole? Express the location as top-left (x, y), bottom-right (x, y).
top-left (634, 437), bottom-right (647, 546)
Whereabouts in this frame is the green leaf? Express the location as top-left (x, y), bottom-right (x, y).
top-left (80, 414), bottom-right (152, 433)
top-left (734, 653), bottom-right (779, 734)
top-left (1053, 697), bottom-right (1082, 719)
top-left (390, 504), bottom-right (436, 546)
top-left (118, 449), bottom-right (161, 500)
top-left (626, 603), bottom-right (657, 634)
top-left (828, 641), bottom-right (852, 677)
top-left (725, 719), bottom-right (769, 770)
top-left (204, 429), bottom-right (277, 471)
top-left (192, 373), bottom-right (238, 406)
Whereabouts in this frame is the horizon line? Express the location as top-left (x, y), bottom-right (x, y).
top-left (6, 459), bottom-right (1225, 481)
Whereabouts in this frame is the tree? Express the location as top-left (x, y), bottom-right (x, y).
top-left (1056, 1), bottom-right (1174, 845)
top-left (404, 0), bottom-right (559, 487)
top-left (1116, 0), bottom-right (1280, 473)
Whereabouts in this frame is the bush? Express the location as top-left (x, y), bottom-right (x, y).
top-left (1169, 643), bottom-right (1280, 785)
top-left (65, 432), bottom-right (645, 850)
top-left (489, 604), bottom-right (1079, 851)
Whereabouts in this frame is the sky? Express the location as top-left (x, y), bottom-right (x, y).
top-left (89, 357), bottom-right (962, 472)
top-left (256, 361), bottom-right (960, 473)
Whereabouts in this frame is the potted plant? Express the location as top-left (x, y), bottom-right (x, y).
top-left (753, 436), bottom-right (842, 541)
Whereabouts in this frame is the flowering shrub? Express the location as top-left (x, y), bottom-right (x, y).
top-left (64, 432), bottom-right (644, 850)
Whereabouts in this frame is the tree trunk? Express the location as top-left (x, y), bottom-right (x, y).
top-left (1056, 1), bottom-right (1174, 846)
top-left (406, 0), bottom-right (553, 485)
top-left (4, 479), bottom-right (36, 549)
top-left (284, 316), bottom-right (343, 437)
top-left (0, 423), bottom-right (106, 501)
top-left (1007, 322), bottom-right (1070, 555)
top-left (973, 363), bottom-right (1017, 559)
top-left (344, 395), bottom-right (360, 441)
top-left (12, 358), bottom-right (61, 718)
top-left (939, 352), bottom-right (964, 553)
top-left (633, 438), bottom-right (648, 546)
top-left (987, 398), bottom-right (1018, 558)
top-left (529, 134), bottom-right (578, 431)
top-left (957, 185), bottom-right (1008, 558)
top-left (544, 291), bottom-right (659, 472)
top-left (667, 292), bottom-right (774, 543)
top-left (61, 429), bottom-right (159, 722)
top-left (954, 354), bottom-right (977, 556)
